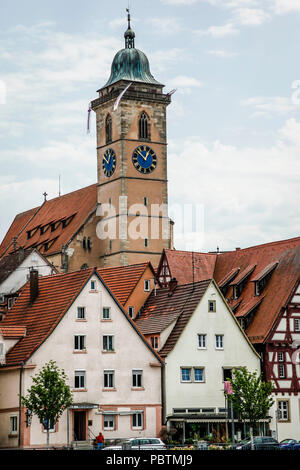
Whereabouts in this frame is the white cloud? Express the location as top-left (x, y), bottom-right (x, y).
top-left (207, 49), bottom-right (238, 58)
top-left (147, 17), bottom-right (183, 34)
top-left (234, 7), bottom-right (271, 25)
top-left (168, 75), bottom-right (203, 93)
top-left (272, 0), bottom-right (300, 14)
top-left (241, 96), bottom-right (300, 118)
top-left (168, 119), bottom-right (300, 251)
top-left (195, 22), bottom-right (239, 37)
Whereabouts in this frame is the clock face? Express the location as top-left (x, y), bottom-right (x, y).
top-left (132, 145), bottom-right (157, 174)
top-left (102, 148), bottom-right (116, 177)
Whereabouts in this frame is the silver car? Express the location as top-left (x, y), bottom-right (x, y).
top-left (104, 438), bottom-right (166, 450)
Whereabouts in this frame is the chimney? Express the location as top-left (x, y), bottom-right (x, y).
top-left (30, 269), bottom-right (39, 304)
top-left (168, 278), bottom-right (178, 296)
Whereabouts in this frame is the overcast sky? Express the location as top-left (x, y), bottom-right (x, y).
top-left (0, 0), bottom-right (300, 252)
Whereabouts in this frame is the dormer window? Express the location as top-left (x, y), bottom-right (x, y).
top-left (139, 111), bottom-right (150, 141)
top-left (230, 264), bottom-right (256, 300)
top-left (251, 262), bottom-right (278, 296)
top-left (106, 114), bottom-right (112, 144)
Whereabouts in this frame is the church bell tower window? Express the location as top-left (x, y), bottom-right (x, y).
top-left (106, 114), bottom-right (112, 144)
top-left (139, 112), bottom-right (150, 141)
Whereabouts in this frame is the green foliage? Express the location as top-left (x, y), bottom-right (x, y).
top-left (21, 360), bottom-right (73, 426)
top-left (227, 367), bottom-right (274, 426)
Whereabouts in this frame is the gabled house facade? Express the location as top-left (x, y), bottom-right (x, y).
top-left (156, 238), bottom-right (300, 440)
top-left (0, 268), bottom-right (163, 449)
top-left (136, 279), bottom-right (261, 443)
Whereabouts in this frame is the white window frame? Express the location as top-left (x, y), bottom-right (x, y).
top-left (132, 370), bottom-right (143, 388)
top-left (278, 363), bottom-right (285, 378)
top-left (278, 400), bottom-right (289, 421)
top-left (43, 417), bottom-right (56, 433)
top-left (74, 370), bottom-right (86, 389)
top-left (215, 335), bottom-right (224, 350)
top-left (74, 335), bottom-right (86, 351)
top-left (181, 368), bottom-right (192, 383)
top-left (144, 280), bottom-right (150, 292)
top-left (278, 352), bottom-right (284, 362)
top-left (10, 415), bottom-right (18, 435)
top-left (208, 300), bottom-right (216, 312)
top-left (150, 336), bottom-right (159, 349)
top-left (90, 280), bottom-right (96, 291)
top-left (103, 335), bottom-right (114, 352)
top-left (104, 370), bottom-right (115, 389)
top-left (294, 319), bottom-right (300, 332)
top-left (198, 334), bottom-right (206, 349)
top-left (102, 307), bottom-right (111, 320)
top-left (77, 306), bottom-right (86, 320)
top-left (132, 412), bottom-right (144, 429)
top-left (193, 368), bottom-right (205, 383)
top-left (104, 414), bottom-right (115, 430)
top-left (128, 306), bottom-right (134, 318)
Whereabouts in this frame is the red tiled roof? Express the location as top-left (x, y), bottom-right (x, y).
top-left (0, 268), bottom-right (94, 365)
top-left (234, 297), bottom-right (264, 318)
top-left (218, 268), bottom-right (240, 288)
top-left (0, 326), bottom-right (27, 338)
top-left (161, 249), bottom-right (216, 285)
top-left (160, 236), bottom-right (300, 343)
top-left (0, 184), bottom-right (98, 258)
top-left (98, 262), bottom-right (153, 306)
top-left (214, 237), bottom-right (300, 342)
top-left (136, 280), bottom-right (211, 355)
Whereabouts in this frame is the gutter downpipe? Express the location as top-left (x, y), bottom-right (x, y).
top-left (18, 362), bottom-right (24, 448)
top-left (161, 361), bottom-right (166, 426)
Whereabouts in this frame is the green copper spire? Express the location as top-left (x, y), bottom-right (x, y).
top-left (102, 9), bottom-right (162, 88)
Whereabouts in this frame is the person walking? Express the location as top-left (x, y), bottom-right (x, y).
top-left (96, 432), bottom-right (104, 450)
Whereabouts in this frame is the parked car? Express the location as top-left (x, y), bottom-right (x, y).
top-left (235, 436), bottom-right (279, 450)
top-left (103, 438), bottom-right (166, 450)
top-left (279, 439), bottom-right (300, 450)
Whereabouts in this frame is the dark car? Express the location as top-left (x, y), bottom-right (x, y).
top-left (235, 436), bottom-right (279, 450)
top-left (279, 439), bottom-right (300, 450)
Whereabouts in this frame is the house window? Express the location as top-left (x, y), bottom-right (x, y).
top-left (223, 368), bottom-right (233, 382)
top-left (77, 307), bottom-right (85, 320)
top-left (132, 412), bottom-right (143, 429)
top-left (103, 335), bottom-right (114, 352)
top-left (208, 300), bottom-right (216, 312)
top-left (109, 240), bottom-right (112, 251)
top-left (0, 342), bottom-right (4, 357)
top-left (104, 414), bottom-right (115, 430)
top-left (43, 418), bottom-right (56, 432)
top-left (128, 306), bottom-right (134, 318)
top-left (144, 280), bottom-right (150, 292)
top-left (294, 319), bottom-right (300, 332)
top-left (198, 334), bottom-right (206, 349)
top-left (10, 416), bottom-right (18, 435)
top-left (150, 336), bottom-right (159, 349)
top-left (278, 400), bottom-right (289, 421)
top-left (139, 111), bottom-right (150, 140)
top-left (74, 371), bottom-right (86, 389)
top-left (144, 238), bottom-right (149, 248)
top-left (7, 297), bottom-right (16, 310)
top-left (90, 280), bottom-right (96, 290)
top-left (278, 352), bottom-right (284, 362)
top-left (194, 368), bottom-right (204, 382)
top-left (74, 335), bottom-right (86, 351)
top-left (102, 307), bottom-right (111, 320)
top-left (132, 370), bottom-right (143, 388)
top-left (181, 368), bottom-right (192, 382)
top-left (215, 335), bottom-right (224, 349)
top-left (104, 370), bottom-right (115, 389)
top-left (278, 364), bottom-right (285, 378)
top-left (143, 197), bottom-right (148, 207)
top-left (106, 114), bottom-right (112, 144)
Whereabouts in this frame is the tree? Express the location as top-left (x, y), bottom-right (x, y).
top-left (226, 367), bottom-right (274, 433)
top-left (21, 360), bottom-right (73, 449)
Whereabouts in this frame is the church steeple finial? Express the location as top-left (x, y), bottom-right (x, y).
top-left (124, 8), bottom-right (135, 49)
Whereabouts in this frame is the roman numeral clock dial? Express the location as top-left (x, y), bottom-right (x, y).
top-left (132, 145), bottom-right (157, 174)
top-left (102, 148), bottom-right (116, 177)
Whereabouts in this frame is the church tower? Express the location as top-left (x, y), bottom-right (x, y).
top-left (91, 11), bottom-right (173, 267)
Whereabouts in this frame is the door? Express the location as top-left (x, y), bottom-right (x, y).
top-left (74, 411), bottom-right (87, 441)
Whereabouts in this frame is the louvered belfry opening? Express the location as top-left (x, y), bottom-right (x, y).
top-left (106, 114), bottom-right (112, 144)
top-left (139, 111), bottom-right (150, 140)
